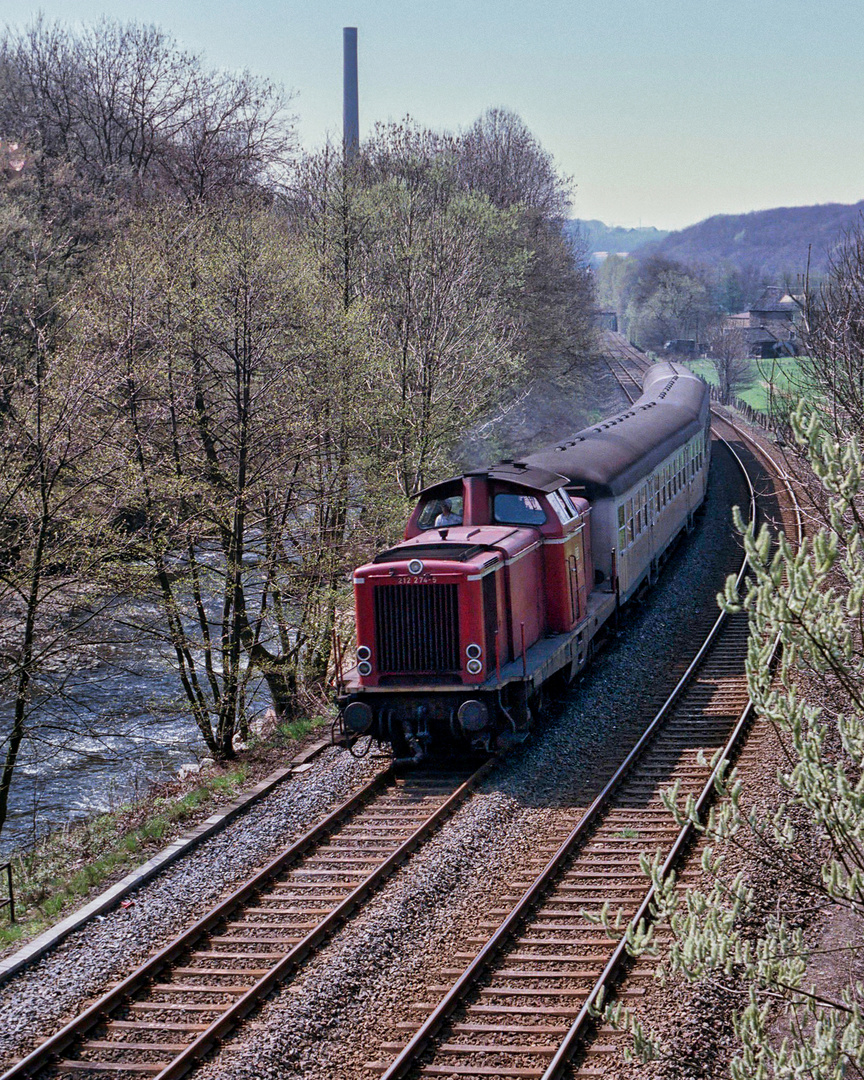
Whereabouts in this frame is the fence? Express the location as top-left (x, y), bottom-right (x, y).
top-left (705, 382), bottom-right (792, 445)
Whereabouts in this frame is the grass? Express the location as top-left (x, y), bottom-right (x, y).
top-left (277, 714), bottom-right (330, 743)
top-left (0, 764), bottom-right (250, 950)
top-left (687, 357), bottom-right (816, 414)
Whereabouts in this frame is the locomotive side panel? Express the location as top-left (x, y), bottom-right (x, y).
top-left (505, 544), bottom-right (545, 659)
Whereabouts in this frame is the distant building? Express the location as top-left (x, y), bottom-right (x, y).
top-left (662, 339), bottom-right (699, 358)
top-left (725, 286), bottom-right (799, 358)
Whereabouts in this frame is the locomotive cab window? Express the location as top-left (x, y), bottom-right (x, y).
top-left (548, 490), bottom-right (576, 525)
top-left (494, 492), bottom-right (547, 526)
top-left (417, 494), bottom-right (464, 530)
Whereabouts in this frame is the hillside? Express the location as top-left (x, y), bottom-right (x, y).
top-left (645, 201), bottom-right (864, 279)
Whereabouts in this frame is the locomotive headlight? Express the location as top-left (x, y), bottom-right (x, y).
top-left (407, 558), bottom-right (424, 576)
top-left (356, 645), bottom-right (372, 661)
top-left (466, 658), bottom-right (483, 675)
top-left (465, 643), bottom-right (482, 660)
top-left (357, 660), bottom-right (373, 676)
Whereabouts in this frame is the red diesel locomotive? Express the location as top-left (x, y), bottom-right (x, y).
top-left (336, 362), bottom-right (711, 762)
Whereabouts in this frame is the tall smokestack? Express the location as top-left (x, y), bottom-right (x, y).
top-left (343, 27), bottom-right (359, 163)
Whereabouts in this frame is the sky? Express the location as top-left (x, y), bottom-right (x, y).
top-left (2, 0), bottom-right (863, 231)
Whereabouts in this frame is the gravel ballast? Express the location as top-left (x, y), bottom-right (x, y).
top-left (0, 747), bottom-right (384, 1067)
top-left (187, 438), bottom-right (750, 1080)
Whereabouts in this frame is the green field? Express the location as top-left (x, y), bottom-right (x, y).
top-left (686, 357), bottom-right (813, 414)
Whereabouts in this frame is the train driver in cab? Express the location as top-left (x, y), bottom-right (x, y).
top-left (435, 498), bottom-right (463, 527)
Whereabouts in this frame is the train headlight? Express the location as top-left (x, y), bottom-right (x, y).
top-left (357, 660), bottom-right (373, 676)
top-left (356, 645), bottom-right (371, 661)
top-left (407, 558), bottom-right (424, 576)
top-left (465, 643), bottom-right (482, 660)
top-left (466, 658), bottom-right (483, 675)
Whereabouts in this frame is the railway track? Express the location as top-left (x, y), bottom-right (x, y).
top-left (367, 345), bottom-right (803, 1080)
top-left (599, 332), bottom-right (649, 404)
top-left (2, 763), bottom-right (493, 1080)
top-left (4, 333), bottom-right (805, 1080)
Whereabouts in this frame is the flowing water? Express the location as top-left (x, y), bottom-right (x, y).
top-left (0, 591), bottom-right (265, 860)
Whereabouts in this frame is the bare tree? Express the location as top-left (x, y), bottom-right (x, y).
top-left (707, 321), bottom-right (755, 404)
top-left (0, 17), bottom-right (296, 202)
top-left (456, 107), bottom-right (572, 220)
top-left (800, 220), bottom-right (864, 440)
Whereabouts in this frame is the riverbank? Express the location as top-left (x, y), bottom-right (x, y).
top-left (0, 715), bottom-right (331, 956)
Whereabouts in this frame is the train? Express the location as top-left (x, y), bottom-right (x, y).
top-left (334, 361), bottom-right (711, 763)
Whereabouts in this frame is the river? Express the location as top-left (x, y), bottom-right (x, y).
top-left (0, 591), bottom-right (267, 860)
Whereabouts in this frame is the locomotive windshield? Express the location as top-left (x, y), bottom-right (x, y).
top-left (417, 495), bottom-right (464, 529)
top-left (493, 493), bottom-right (547, 525)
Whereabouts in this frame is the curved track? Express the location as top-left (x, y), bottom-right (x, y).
top-left (2, 764), bottom-right (493, 1080)
top-left (371, 336), bottom-right (803, 1080)
top-left (4, 334), bottom-right (805, 1080)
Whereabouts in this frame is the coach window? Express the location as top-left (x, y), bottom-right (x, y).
top-left (618, 505), bottom-right (627, 549)
top-left (494, 492), bottom-right (547, 526)
top-left (626, 497), bottom-right (634, 543)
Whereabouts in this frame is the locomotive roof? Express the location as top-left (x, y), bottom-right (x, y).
top-left (523, 362), bottom-right (710, 499)
top-left (414, 462), bottom-right (569, 500)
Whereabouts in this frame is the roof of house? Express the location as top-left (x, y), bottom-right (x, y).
top-left (750, 286), bottom-right (798, 313)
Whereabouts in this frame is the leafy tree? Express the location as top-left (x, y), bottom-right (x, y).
top-left (623, 256), bottom-right (714, 349)
top-left (291, 114), bottom-right (586, 498)
top-left (0, 186), bottom-right (124, 838)
top-left (81, 198), bottom-right (385, 754)
top-left (456, 108), bottom-right (594, 375)
top-left (354, 121), bottom-right (525, 494)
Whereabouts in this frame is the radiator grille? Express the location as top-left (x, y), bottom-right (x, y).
top-left (374, 583), bottom-right (460, 673)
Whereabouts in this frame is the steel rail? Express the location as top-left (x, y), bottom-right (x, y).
top-left (540, 428), bottom-right (799, 1079)
top-left (380, 360), bottom-right (803, 1080)
top-left (379, 430), bottom-right (759, 1080)
top-left (3, 759), bottom-right (494, 1080)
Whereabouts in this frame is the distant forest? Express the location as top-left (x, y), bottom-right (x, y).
top-left (565, 219), bottom-right (668, 257)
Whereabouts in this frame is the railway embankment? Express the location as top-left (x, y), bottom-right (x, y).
top-left (0, 722), bottom-right (333, 961)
